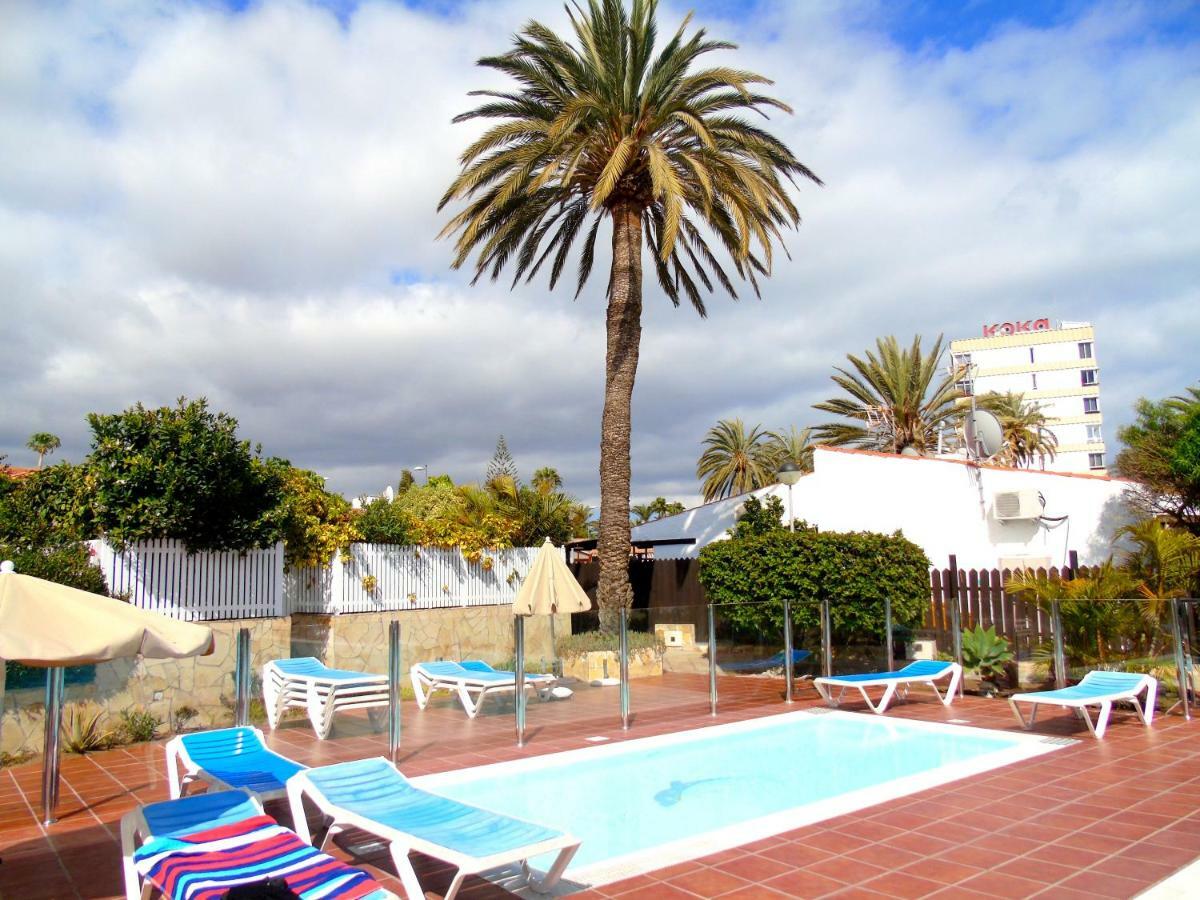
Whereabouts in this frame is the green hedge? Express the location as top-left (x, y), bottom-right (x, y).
top-left (698, 528), bottom-right (930, 640)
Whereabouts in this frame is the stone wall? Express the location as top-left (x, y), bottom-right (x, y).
top-left (291, 606), bottom-right (570, 674)
top-left (1, 617), bottom-right (290, 756)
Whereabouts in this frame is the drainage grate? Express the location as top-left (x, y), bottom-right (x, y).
top-left (1040, 736), bottom-right (1077, 746)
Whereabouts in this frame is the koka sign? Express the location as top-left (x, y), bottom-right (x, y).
top-left (982, 318), bottom-right (1051, 337)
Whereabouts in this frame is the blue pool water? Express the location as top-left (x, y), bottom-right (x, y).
top-left (421, 711), bottom-right (1056, 880)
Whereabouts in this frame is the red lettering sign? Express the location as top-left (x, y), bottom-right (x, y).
top-left (982, 317), bottom-right (1052, 337)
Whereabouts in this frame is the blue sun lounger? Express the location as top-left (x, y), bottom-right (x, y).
top-left (264, 656), bottom-right (390, 739)
top-left (410, 660), bottom-right (556, 718)
top-left (287, 757), bottom-right (580, 900)
top-left (164, 726), bottom-right (306, 801)
top-left (1009, 670), bottom-right (1158, 739)
top-left (814, 660), bottom-right (962, 714)
top-left (721, 648), bottom-right (812, 673)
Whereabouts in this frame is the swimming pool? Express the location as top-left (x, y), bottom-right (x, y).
top-left (416, 710), bottom-right (1067, 886)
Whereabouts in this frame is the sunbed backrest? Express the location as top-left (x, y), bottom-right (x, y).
top-left (142, 791), bottom-right (259, 838)
top-left (179, 727), bottom-right (265, 762)
top-left (270, 657), bottom-right (329, 677)
top-left (1078, 670), bottom-right (1147, 692)
top-left (896, 660), bottom-right (951, 677)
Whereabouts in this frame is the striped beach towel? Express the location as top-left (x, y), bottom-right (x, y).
top-left (133, 814), bottom-right (386, 900)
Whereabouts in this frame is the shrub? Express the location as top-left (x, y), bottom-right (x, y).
top-left (119, 708), bottom-right (163, 744)
top-left (698, 528), bottom-right (930, 640)
top-left (555, 630), bottom-right (662, 659)
top-left (61, 703), bottom-right (113, 753)
top-left (960, 625), bottom-right (1013, 679)
top-left (172, 705), bottom-right (199, 734)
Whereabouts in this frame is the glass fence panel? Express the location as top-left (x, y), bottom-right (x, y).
top-left (622, 605), bottom-right (713, 725)
top-left (709, 601), bottom-right (789, 711)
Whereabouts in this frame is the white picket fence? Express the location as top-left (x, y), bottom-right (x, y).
top-left (285, 543), bottom-right (544, 614)
top-left (89, 539), bottom-right (285, 621)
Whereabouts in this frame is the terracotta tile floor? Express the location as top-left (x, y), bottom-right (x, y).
top-left (1, 674), bottom-right (1197, 899)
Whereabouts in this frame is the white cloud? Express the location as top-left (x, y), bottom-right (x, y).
top-left (1, 0), bottom-right (1197, 508)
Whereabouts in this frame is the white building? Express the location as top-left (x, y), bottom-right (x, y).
top-left (630, 446), bottom-right (1138, 571)
top-left (950, 319), bottom-right (1105, 474)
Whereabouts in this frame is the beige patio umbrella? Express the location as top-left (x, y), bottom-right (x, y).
top-left (0, 563), bottom-right (214, 824)
top-left (512, 539), bottom-right (591, 745)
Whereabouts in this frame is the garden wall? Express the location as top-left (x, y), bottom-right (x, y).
top-left (1, 617), bottom-right (290, 756)
top-left (290, 607), bottom-right (570, 673)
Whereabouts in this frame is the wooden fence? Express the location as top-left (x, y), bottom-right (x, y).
top-left (89, 539), bottom-right (285, 621)
top-left (927, 564), bottom-right (1094, 654)
top-left (286, 543), bottom-right (543, 614)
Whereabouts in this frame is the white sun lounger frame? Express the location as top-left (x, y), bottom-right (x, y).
top-left (263, 658), bottom-right (390, 739)
top-left (287, 760), bottom-right (580, 900)
top-left (410, 662), bottom-right (556, 719)
top-left (814, 662), bottom-right (963, 714)
top-left (1008, 670), bottom-right (1158, 739)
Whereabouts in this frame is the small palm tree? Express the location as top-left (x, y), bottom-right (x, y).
top-left (813, 335), bottom-right (964, 454)
top-left (979, 392), bottom-right (1057, 468)
top-left (439, 0), bottom-right (820, 631)
top-left (630, 502), bottom-right (656, 525)
top-left (531, 467), bottom-right (564, 495)
top-left (765, 425), bottom-right (814, 473)
top-left (27, 432), bottom-right (61, 469)
top-left (1119, 518), bottom-right (1200, 630)
top-left (696, 418), bottom-right (777, 501)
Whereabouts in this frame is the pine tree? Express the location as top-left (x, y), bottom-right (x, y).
top-left (486, 435), bottom-right (518, 484)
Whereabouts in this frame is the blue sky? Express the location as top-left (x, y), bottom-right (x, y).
top-left (2, 0), bottom-right (1198, 503)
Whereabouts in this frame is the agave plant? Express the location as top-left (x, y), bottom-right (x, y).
top-left (61, 702), bottom-right (113, 754)
top-left (960, 625), bottom-right (1014, 680)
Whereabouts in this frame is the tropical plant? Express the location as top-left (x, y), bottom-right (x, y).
top-left (765, 425), bottom-right (815, 473)
top-left (119, 707), bottom-right (163, 744)
top-left (813, 335), bottom-right (965, 454)
top-left (26, 432), bottom-right (61, 469)
top-left (61, 703), bottom-right (113, 753)
top-left (696, 418), bottom-right (779, 501)
top-left (531, 467), bottom-right (563, 494)
top-left (1116, 384), bottom-right (1200, 532)
top-left (439, 0), bottom-right (820, 631)
top-left (275, 466), bottom-right (360, 568)
top-left (979, 392), bottom-right (1057, 468)
top-left (631, 496), bottom-right (685, 524)
top-left (960, 625), bottom-right (1013, 680)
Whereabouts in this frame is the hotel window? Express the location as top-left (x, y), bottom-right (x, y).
top-left (1084, 397), bottom-right (1100, 414)
top-left (1078, 341), bottom-right (1093, 359)
top-left (1089, 452), bottom-right (1106, 470)
top-left (1087, 424), bottom-right (1103, 443)
top-left (1081, 368), bottom-right (1098, 386)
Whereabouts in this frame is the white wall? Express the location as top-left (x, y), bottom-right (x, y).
top-left (631, 447), bottom-right (1139, 570)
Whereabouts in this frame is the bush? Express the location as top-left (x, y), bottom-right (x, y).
top-left (555, 630), bottom-right (662, 659)
top-left (119, 708), bottom-right (163, 744)
top-left (61, 703), bottom-right (113, 753)
top-left (698, 527), bottom-right (930, 641)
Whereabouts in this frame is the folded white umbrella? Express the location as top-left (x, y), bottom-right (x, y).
top-left (513, 537), bottom-right (592, 616)
top-left (0, 563), bottom-right (214, 825)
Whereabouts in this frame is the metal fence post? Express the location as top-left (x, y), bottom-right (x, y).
top-left (949, 555), bottom-right (964, 696)
top-left (41, 667), bottom-right (65, 826)
top-left (514, 616), bottom-right (526, 746)
top-left (619, 607), bottom-right (631, 730)
top-left (234, 628), bottom-right (251, 726)
top-left (783, 598), bottom-right (794, 703)
top-left (388, 620), bottom-right (401, 760)
top-left (885, 596), bottom-right (894, 673)
top-left (1050, 600), bottom-right (1067, 690)
top-left (708, 604), bottom-right (718, 717)
top-left (821, 596), bottom-right (833, 678)
top-left (1170, 599), bottom-right (1191, 721)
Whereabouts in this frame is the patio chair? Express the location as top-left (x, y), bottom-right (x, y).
top-left (164, 726), bottom-right (305, 802)
top-left (410, 659), bottom-right (557, 718)
top-left (263, 656), bottom-right (390, 739)
top-left (814, 660), bottom-right (963, 714)
top-left (287, 757), bottom-right (580, 900)
top-left (721, 648), bottom-right (812, 673)
top-left (1008, 670), bottom-right (1158, 739)
top-left (120, 789), bottom-right (392, 900)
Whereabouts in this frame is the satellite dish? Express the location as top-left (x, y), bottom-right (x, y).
top-left (966, 409), bottom-right (1004, 459)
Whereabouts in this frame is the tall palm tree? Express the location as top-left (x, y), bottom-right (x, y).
top-left (765, 425), bottom-right (814, 473)
top-left (630, 501), bottom-right (657, 525)
top-left (27, 432), bottom-right (61, 469)
top-left (813, 335), bottom-right (964, 454)
top-left (979, 392), bottom-right (1057, 468)
top-left (439, 0), bottom-right (820, 630)
top-left (696, 418), bottom-right (777, 501)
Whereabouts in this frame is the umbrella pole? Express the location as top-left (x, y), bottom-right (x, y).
top-left (514, 616), bottom-right (526, 747)
top-left (41, 666), bottom-right (65, 826)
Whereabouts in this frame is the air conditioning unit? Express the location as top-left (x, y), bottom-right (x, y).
top-left (909, 640), bottom-right (937, 660)
top-left (993, 490), bottom-right (1042, 521)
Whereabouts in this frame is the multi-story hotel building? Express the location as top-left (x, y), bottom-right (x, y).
top-left (950, 319), bottom-right (1105, 474)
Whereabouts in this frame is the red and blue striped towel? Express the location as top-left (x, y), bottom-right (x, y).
top-left (133, 814), bottom-right (387, 900)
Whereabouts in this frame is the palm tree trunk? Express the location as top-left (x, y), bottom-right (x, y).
top-left (596, 201), bottom-right (643, 633)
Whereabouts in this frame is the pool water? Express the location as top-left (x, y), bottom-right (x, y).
top-left (417, 710), bottom-right (1064, 884)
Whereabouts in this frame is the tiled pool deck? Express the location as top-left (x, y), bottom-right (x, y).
top-left (1, 674), bottom-right (1197, 899)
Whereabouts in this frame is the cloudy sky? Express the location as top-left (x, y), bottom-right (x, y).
top-left (2, 0), bottom-right (1198, 507)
